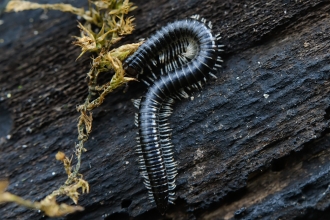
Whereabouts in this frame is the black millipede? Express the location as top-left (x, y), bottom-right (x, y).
top-left (123, 15), bottom-right (223, 214)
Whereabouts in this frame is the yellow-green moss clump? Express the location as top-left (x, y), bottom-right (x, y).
top-left (1, 0), bottom-right (141, 217)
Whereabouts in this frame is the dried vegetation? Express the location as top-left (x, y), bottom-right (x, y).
top-left (1, 0), bottom-right (141, 216)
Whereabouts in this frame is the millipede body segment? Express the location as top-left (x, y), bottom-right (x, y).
top-left (124, 15), bottom-right (223, 214)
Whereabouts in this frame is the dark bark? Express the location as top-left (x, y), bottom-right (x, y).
top-left (1, 0), bottom-right (330, 219)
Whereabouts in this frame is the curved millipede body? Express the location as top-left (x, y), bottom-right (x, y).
top-left (124, 15), bottom-right (223, 214)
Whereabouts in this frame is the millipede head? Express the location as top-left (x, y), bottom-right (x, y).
top-left (123, 62), bottom-right (140, 77)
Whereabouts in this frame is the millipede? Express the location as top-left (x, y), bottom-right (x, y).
top-left (124, 15), bottom-right (223, 214)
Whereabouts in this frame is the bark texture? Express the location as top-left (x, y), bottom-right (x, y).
top-left (1, 0), bottom-right (330, 219)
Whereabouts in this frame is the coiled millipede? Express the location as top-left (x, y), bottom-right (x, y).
top-left (123, 15), bottom-right (223, 214)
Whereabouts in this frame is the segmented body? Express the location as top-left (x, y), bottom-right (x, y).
top-left (124, 15), bottom-right (223, 214)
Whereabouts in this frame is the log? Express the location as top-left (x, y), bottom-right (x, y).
top-left (1, 0), bottom-right (330, 219)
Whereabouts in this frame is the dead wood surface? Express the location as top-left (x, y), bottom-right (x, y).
top-left (0, 0), bottom-right (330, 219)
